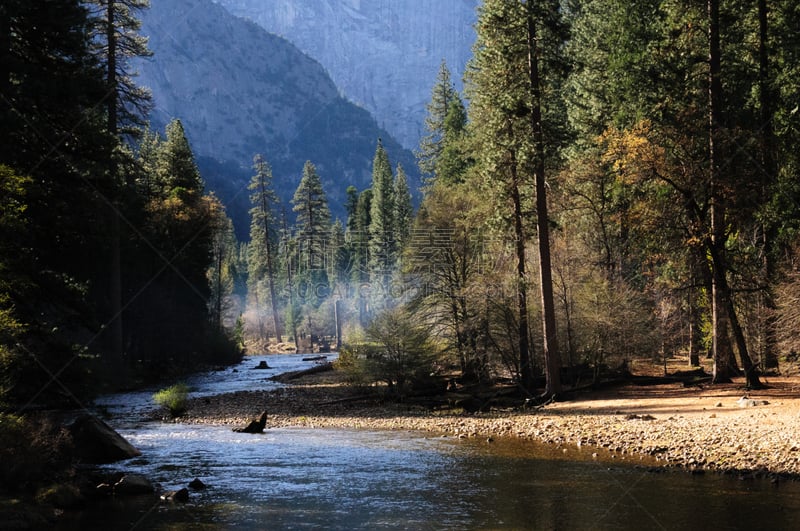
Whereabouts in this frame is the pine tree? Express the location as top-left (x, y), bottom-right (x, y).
top-left (369, 140), bottom-right (397, 293)
top-left (435, 96), bottom-right (471, 185)
top-left (160, 119), bottom-right (203, 196)
top-left (87, 0), bottom-right (152, 137)
top-left (418, 60), bottom-right (458, 179)
top-left (345, 185), bottom-right (360, 233)
top-left (564, 0), bottom-right (662, 145)
top-left (353, 188), bottom-right (372, 324)
top-left (329, 219), bottom-right (350, 287)
top-left (292, 161), bottom-right (332, 304)
top-left (0, 0), bottom-right (119, 398)
top-left (393, 164), bottom-right (413, 252)
top-left (208, 201), bottom-right (237, 332)
top-left (466, 0), bottom-right (568, 395)
top-left (249, 154), bottom-right (282, 342)
top-left (87, 0), bottom-right (151, 367)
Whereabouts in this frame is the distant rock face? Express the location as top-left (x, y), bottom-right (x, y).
top-left (136, 0), bottom-right (418, 235)
top-left (213, 0), bottom-right (480, 149)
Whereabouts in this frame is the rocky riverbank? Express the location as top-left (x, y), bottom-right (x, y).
top-left (174, 370), bottom-right (800, 480)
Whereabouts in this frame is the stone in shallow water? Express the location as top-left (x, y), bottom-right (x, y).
top-left (114, 474), bottom-right (154, 496)
top-left (188, 478), bottom-right (207, 490)
top-left (161, 488), bottom-right (189, 503)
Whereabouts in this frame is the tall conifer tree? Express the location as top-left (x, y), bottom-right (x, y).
top-left (249, 154), bottom-right (282, 342)
top-left (369, 140), bottom-right (396, 294)
top-left (467, 0), bottom-right (568, 395)
top-left (393, 164), bottom-right (413, 252)
top-left (418, 60), bottom-right (458, 179)
top-left (292, 161), bottom-right (331, 304)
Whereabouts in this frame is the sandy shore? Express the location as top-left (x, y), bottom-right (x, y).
top-left (173, 370), bottom-right (800, 480)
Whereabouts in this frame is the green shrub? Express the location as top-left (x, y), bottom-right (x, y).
top-left (152, 383), bottom-right (189, 417)
top-left (335, 344), bottom-right (378, 388)
top-left (363, 307), bottom-right (440, 397)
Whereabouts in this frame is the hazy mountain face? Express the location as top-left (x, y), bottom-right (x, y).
top-left (136, 0), bottom-right (418, 236)
top-left (213, 0), bottom-right (480, 149)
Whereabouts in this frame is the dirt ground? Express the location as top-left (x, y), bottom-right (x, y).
top-left (549, 357), bottom-right (800, 419)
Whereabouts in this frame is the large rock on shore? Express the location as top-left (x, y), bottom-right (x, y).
top-left (67, 415), bottom-right (141, 463)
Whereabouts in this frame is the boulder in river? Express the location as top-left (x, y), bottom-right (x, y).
top-left (67, 414), bottom-right (141, 463)
top-left (188, 478), bottom-right (207, 490)
top-left (161, 488), bottom-right (190, 503)
top-left (233, 410), bottom-right (268, 433)
top-left (114, 474), bottom-right (154, 496)
top-left (252, 360), bottom-right (271, 370)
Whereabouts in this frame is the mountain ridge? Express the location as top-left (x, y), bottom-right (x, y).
top-left (213, 0), bottom-right (480, 149)
top-left (136, 0), bottom-right (418, 238)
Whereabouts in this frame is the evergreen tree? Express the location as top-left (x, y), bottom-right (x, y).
top-left (435, 96), bottom-right (472, 185)
top-left (393, 164), bottom-right (414, 252)
top-left (87, 0), bottom-right (152, 137)
top-left (208, 200), bottom-right (237, 332)
top-left (0, 0), bottom-right (115, 400)
top-left (416, 60), bottom-right (458, 177)
top-left (86, 0), bottom-right (151, 367)
top-left (417, 60), bottom-right (458, 178)
top-left (564, 0), bottom-right (662, 145)
top-left (329, 219), bottom-right (350, 288)
top-left (353, 188), bottom-right (373, 324)
top-left (292, 161), bottom-right (332, 304)
top-left (525, 0), bottom-right (567, 397)
top-left (135, 125), bottom-right (163, 198)
top-left (248, 154), bottom-right (282, 342)
top-left (369, 140), bottom-right (396, 294)
top-left (345, 185), bottom-right (360, 233)
top-left (160, 119), bottom-right (203, 196)
top-left (130, 119), bottom-right (219, 368)
top-left (466, 0), bottom-right (568, 395)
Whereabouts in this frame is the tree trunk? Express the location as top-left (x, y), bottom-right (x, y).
top-left (282, 211), bottom-right (300, 345)
top-left (258, 172), bottom-right (282, 343)
top-left (708, 0), bottom-right (732, 384)
top-left (509, 147), bottom-right (533, 391)
top-left (708, 244), bottom-right (764, 388)
top-left (687, 284), bottom-right (700, 367)
top-left (707, 0), bottom-right (762, 387)
top-left (213, 244), bottom-right (224, 331)
top-left (334, 299), bottom-right (342, 351)
top-left (527, 4), bottom-right (561, 397)
top-left (106, 1), bottom-right (125, 376)
top-left (106, 1), bottom-right (117, 138)
top-left (757, 0), bottom-right (779, 370)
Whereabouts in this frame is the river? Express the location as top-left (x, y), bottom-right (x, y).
top-left (58, 353), bottom-right (800, 530)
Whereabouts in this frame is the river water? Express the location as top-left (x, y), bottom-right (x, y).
top-left (60, 354), bottom-right (800, 530)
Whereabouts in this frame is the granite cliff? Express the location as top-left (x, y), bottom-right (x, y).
top-left (214, 0), bottom-right (479, 149)
top-left (136, 0), bottom-right (417, 235)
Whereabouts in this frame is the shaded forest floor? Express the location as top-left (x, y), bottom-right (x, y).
top-left (177, 356), bottom-right (800, 480)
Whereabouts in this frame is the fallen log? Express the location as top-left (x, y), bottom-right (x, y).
top-left (232, 411), bottom-right (267, 433)
top-left (315, 394), bottom-right (376, 406)
top-left (270, 362), bottom-right (334, 382)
